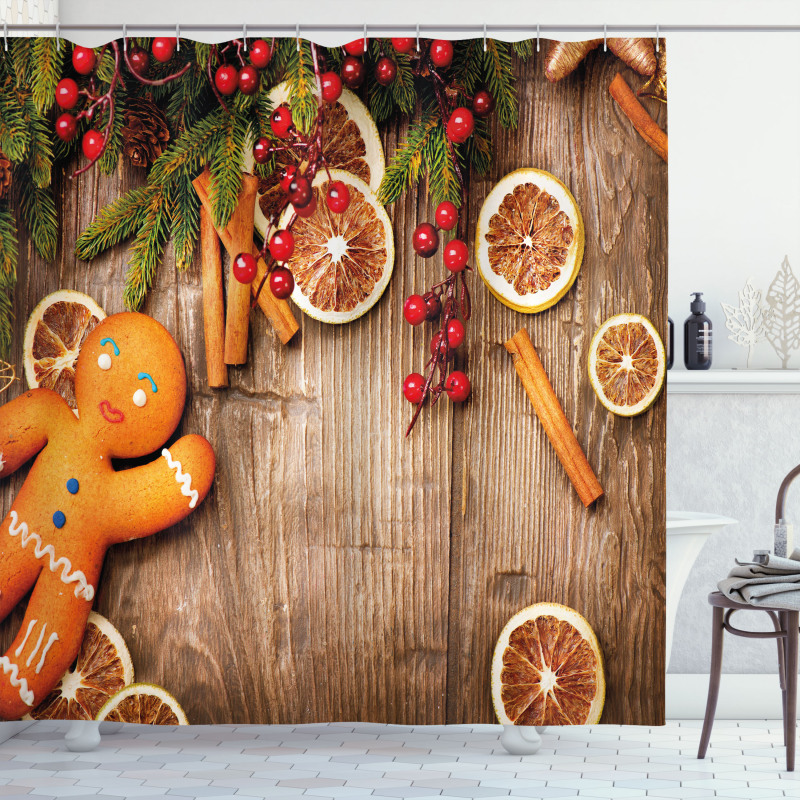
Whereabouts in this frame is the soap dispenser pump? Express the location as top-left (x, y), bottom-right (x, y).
top-left (684, 292), bottom-right (712, 370)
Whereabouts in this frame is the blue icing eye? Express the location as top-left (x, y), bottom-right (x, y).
top-left (66, 478), bottom-right (79, 494)
top-left (100, 337), bottom-right (120, 356)
top-left (137, 372), bottom-right (158, 393)
top-left (53, 510), bottom-right (66, 529)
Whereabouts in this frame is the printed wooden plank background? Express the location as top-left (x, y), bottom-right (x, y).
top-left (1, 44), bottom-right (666, 725)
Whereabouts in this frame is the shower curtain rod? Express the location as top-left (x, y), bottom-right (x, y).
top-left (2, 23), bottom-right (800, 36)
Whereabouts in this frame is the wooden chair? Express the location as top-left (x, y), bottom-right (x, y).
top-left (698, 591), bottom-right (799, 771)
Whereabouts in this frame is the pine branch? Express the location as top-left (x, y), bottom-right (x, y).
top-left (209, 106), bottom-right (248, 229)
top-left (283, 40), bottom-right (318, 133)
top-left (30, 38), bottom-right (64, 114)
top-left (75, 184), bottom-right (157, 261)
top-left (9, 39), bottom-right (32, 88)
top-left (21, 93), bottom-right (53, 187)
top-left (390, 54), bottom-right (417, 115)
top-left (425, 121), bottom-right (462, 207)
top-left (464, 116), bottom-right (492, 176)
top-left (483, 40), bottom-right (518, 129)
top-left (97, 87), bottom-right (126, 175)
top-left (0, 81), bottom-right (31, 163)
top-left (452, 39), bottom-right (484, 96)
top-left (14, 163), bottom-right (57, 261)
top-left (0, 205), bottom-right (18, 357)
top-left (171, 169), bottom-right (200, 271)
top-left (513, 39), bottom-right (534, 59)
top-left (165, 62), bottom-right (212, 130)
top-left (124, 183), bottom-right (173, 310)
top-left (377, 105), bottom-right (439, 205)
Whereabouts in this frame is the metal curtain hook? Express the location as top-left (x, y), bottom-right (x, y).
top-left (656, 23), bottom-right (660, 50)
top-left (536, 23), bottom-right (540, 52)
top-left (296, 23), bottom-right (300, 51)
top-left (176, 24), bottom-right (180, 51)
top-left (123, 24), bottom-right (127, 51)
top-left (483, 23), bottom-right (487, 51)
top-left (416, 23), bottom-right (420, 51)
top-left (603, 23), bottom-right (607, 51)
top-left (363, 23), bottom-right (367, 52)
top-left (55, 23), bottom-right (60, 51)
top-left (243, 24), bottom-right (248, 49)
top-left (3, 22), bottom-right (6, 52)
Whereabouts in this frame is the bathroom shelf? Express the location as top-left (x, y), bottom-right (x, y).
top-left (668, 369), bottom-right (800, 394)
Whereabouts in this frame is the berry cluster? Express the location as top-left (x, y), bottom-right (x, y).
top-left (208, 38), bottom-right (273, 104)
top-left (235, 43), bottom-right (354, 302)
top-left (54, 40), bottom-right (189, 174)
top-left (403, 201), bottom-right (472, 434)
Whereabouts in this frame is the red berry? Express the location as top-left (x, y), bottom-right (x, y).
top-left (294, 194), bottom-right (317, 218)
top-left (128, 47), bottom-right (150, 76)
top-left (81, 129), bottom-right (104, 161)
top-left (151, 37), bottom-right (177, 63)
top-left (403, 294), bottom-right (428, 326)
top-left (270, 266), bottom-right (294, 299)
top-left (446, 107), bottom-right (474, 143)
top-left (72, 46), bottom-right (96, 75)
top-left (269, 230), bottom-right (295, 262)
top-left (253, 137), bottom-right (271, 164)
top-left (326, 181), bottom-right (350, 214)
top-left (279, 164), bottom-right (298, 192)
top-left (443, 239), bottom-right (469, 272)
top-left (445, 371), bottom-right (471, 402)
top-left (321, 71), bottom-right (343, 103)
top-left (392, 37), bottom-right (415, 54)
top-left (55, 78), bottom-right (79, 110)
top-left (341, 56), bottom-right (365, 88)
top-left (344, 38), bottom-right (369, 56)
top-left (215, 64), bottom-right (239, 96)
top-left (287, 175), bottom-right (312, 208)
top-left (238, 65), bottom-right (260, 95)
top-left (423, 292), bottom-right (441, 321)
top-left (430, 331), bottom-right (453, 360)
top-left (233, 252), bottom-right (257, 284)
top-left (446, 318), bottom-right (465, 348)
top-left (472, 88), bottom-right (496, 118)
top-left (270, 106), bottom-right (293, 139)
top-left (435, 201), bottom-right (458, 231)
top-left (430, 40), bottom-right (453, 68)
top-left (54, 113), bottom-right (77, 142)
top-left (412, 223), bottom-right (439, 258)
top-left (403, 373), bottom-right (426, 404)
top-left (249, 39), bottom-right (272, 69)
top-left (375, 56), bottom-right (397, 86)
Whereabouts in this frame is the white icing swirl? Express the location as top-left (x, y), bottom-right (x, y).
top-left (162, 448), bottom-right (199, 509)
top-left (7, 511), bottom-right (95, 601)
top-left (0, 656), bottom-right (34, 706)
top-left (35, 632), bottom-right (59, 675)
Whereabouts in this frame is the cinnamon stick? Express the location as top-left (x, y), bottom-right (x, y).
top-left (192, 169), bottom-right (299, 345)
top-left (199, 205), bottom-right (228, 388)
top-left (609, 72), bottom-right (668, 162)
top-left (505, 329), bottom-right (604, 507)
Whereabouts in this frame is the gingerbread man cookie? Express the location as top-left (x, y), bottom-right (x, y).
top-left (0, 312), bottom-right (215, 720)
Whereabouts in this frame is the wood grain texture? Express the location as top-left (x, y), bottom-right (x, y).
top-left (0, 44), bottom-right (665, 725)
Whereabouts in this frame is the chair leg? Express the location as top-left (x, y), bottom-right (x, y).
top-left (777, 611), bottom-right (788, 746)
top-left (698, 606), bottom-right (725, 759)
top-left (785, 611), bottom-right (798, 772)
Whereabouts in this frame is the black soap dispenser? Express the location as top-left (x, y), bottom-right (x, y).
top-left (684, 292), bottom-right (712, 370)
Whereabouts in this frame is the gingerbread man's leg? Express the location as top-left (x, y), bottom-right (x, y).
top-left (0, 569), bottom-right (94, 720)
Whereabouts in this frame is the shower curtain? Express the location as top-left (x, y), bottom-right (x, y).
top-left (0, 34), bottom-right (667, 726)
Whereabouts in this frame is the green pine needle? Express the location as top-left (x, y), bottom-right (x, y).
top-left (98, 89), bottom-right (126, 175)
top-left (21, 93), bottom-right (54, 187)
top-left (209, 108), bottom-right (248, 229)
top-left (30, 38), bottom-right (64, 114)
top-left (75, 185), bottom-right (157, 261)
top-left (14, 164), bottom-right (57, 262)
top-left (483, 40), bottom-right (518, 129)
top-left (172, 169), bottom-right (200, 271)
top-left (284, 40), bottom-right (318, 133)
top-left (124, 184), bottom-right (173, 310)
top-left (452, 39), bottom-right (484, 96)
top-left (0, 205), bottom-right (19, 358)
top-left (425, 122), bottom-right (462, 207)
top-left (0, 83), bottom-right (32, 163)
top-left (513, 39), bottom-right (534, 59)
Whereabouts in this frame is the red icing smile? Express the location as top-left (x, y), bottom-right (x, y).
top-left (98, 400), bottom-right (125, 424)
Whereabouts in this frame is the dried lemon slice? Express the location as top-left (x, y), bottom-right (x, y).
top-left (95, 683), bottom-right (188, 725)
top-left (588, 313), bottom-right (666, 416)
top-left (491, 603), bottom-right (605, 726)
top-left (275, 169), bottom-right (394, 324)
top-left (476, 168), bottom-right (584, 313)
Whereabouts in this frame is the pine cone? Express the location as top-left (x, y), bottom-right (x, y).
top-left (122, 98), bottom-right (170, 168)
top-left (0, 151), bottom-right (12, 201)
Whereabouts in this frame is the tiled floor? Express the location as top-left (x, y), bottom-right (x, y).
top-left (0, 720), bottom-right (797, 799)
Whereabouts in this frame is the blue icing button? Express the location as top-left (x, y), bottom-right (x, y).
top-left (53, 510), bottom-right (66, 529)
top-left (66, 478), bottom-right (79, 495)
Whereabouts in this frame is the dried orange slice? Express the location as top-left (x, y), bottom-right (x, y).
top-left (476, 169), bottom-right (584, 313)
top-left (492, 603), bottom-right (605, 726)
top-left (275, 169), bottom-right (394, 324)
top-left (96, 683), bottom-right (188, 725)
top-left (588, 313), bottom-right (665, 416)
top-left (25, 612), bottom-right (133, 721)
top-left (23, 290), bottom-right (105, 411)
top-left (245, 81), bottom-right (384, 229)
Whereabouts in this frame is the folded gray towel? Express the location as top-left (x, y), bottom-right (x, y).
top-left (718, 548), bottom-right (800, 610)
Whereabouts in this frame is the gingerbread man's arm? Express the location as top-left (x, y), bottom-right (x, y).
top-left (105, 434), bottom-right (215, 544)
top-left (0, 389), bottom-right (74, 478)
